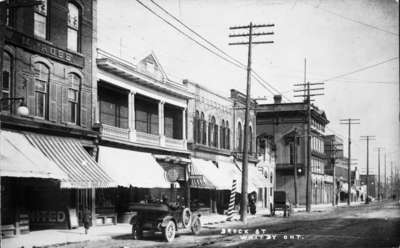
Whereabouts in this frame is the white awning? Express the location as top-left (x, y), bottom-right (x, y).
top-left (0, 130), bottom-right (67, 180)
top-left (98, 146), bottom-right (170, 188)
top-left (248, 164), bottom-right (267, 191)
top-left (191, 158), bottom-right (233, 190)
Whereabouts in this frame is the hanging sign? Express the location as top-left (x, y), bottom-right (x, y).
top-left (165, 168), bottom-right (179, 182)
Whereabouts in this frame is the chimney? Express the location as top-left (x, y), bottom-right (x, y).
top-left (273, 95), bottom-right (282, 104)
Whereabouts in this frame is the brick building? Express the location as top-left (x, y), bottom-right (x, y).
top-left (1, 0), bottom-right (114, 235)
top-left (256, 96), bottom-right (333, 206)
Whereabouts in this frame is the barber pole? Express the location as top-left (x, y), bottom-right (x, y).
top-left (227, 179), bottom-right (237, 221)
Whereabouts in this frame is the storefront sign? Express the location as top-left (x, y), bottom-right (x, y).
top-left (30, 210), bottom-right (66, 224)
top-left (5, 29), bottom-right (84, 68)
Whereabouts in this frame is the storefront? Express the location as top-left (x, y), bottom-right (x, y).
top-left (97, 146), bottom-right (190, 223)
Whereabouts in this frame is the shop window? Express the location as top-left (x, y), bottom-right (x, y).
top-left (68, 2), bottom-right (80, 52)
top-left (1, 52), bottom-right (12, 113)
top-left (98, 83), bottom-right (129, 129)
top-left (34, 0), bottom-right (47, 39)
top-left (135, 95), bottom-right (158, 134)
top-left (34, 62), bottom-right (49, 119)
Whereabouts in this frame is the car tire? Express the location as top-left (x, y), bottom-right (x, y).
top-left (162, 220), bottom-right (176, 242)
top-left (132, 225), bottom-right (142, 240)
top-left (191, 217), bottom-right (201, 235)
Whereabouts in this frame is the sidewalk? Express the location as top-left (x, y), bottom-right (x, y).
top-left (1, 224), bottom-right (131, 248)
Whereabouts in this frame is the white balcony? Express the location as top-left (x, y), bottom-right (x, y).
top-left (102, 124), bottom-right (130, 141)
top-left (165, 136), bottom-right (186, 150)
top-left (136, 131), bottom-right (160, 146)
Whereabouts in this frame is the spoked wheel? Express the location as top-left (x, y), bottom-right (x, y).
top-left (162, 220), bottom-right (176, 242)
top-left (191, 217), bottom-right (201, 235)
top-left (132, 224), bottom-right (143, 240)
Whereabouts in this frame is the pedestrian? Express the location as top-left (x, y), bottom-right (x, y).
top-left (83, 208), bottom-right (91, 235)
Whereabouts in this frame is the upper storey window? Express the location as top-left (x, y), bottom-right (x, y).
top-left (34, 0), bottom-right (47, 39)
top-left (68, 2), bottom-right (80, 52)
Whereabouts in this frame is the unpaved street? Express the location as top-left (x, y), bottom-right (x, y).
top-left (50, 201), bottom-right (400, 248)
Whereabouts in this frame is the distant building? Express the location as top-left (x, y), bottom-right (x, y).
top-left (360, 174), bottom-right (378, 198)
top-left (256, 95), bottom-right (332, 205)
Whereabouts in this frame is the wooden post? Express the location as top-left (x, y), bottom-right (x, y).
top-left (91, 188), bottom-right (96, 226)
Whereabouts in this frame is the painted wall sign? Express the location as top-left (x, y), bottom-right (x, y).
top-left (165, 168), bottom-right (179, 182)
top-left (5, 29), bottom-right (84, 68)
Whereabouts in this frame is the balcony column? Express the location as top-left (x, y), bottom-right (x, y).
top-left (182, 107), bottom-right (187, 148)
top-left (159, 101), bottom-right (165, 146)
top-left (129, 91), bottom-right (136, 142)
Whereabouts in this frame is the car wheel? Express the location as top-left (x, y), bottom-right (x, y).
top-left (162, 220), bottom-right (176, 242)
top-left (132, 225), bottom-right (142, 240)
top-left (191, 217), bottom-right (201, 235)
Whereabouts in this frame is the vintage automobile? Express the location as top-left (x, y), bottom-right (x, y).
top-left (272, 191), bottom-right (292, 217)
top-left (129, 202), bottom-right (201, 242)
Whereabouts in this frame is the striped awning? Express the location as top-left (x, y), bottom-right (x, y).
top-left (25, 133), bottom-right (115, 188)
top-left (189, 162), bottom-right (215, 189)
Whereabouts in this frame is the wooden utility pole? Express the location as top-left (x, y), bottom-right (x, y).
top-left (376, 147), bottom-right (383, 201)
top-left (293, 128), bottom-right (299, 206)
top-left (229, 22), bottom-right (274, 223)
top-left (391, 161), bottom-right (393, 198)
top-left (293, 78), bottom-right (324, 212)
top-left (384, 153), bottom-right (387, 199)
top-left (361, 136), bottom-right (375, 203)
top-left (340, 118), bottom-right (360, 205)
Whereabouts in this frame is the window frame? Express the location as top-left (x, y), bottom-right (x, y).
top-left (1, 51), bottom-right (12, 113)
top-left (67, 2), bottom-right (81, 52)
top-left (34, 62), bottom-right (50, 119)
top-left (34, 0), bottom-right (48, 39)
top-left (67, 73), bottom-right (81, 125)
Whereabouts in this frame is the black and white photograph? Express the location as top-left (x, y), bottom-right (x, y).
top-left (0, 0), bottom-right (399, 247)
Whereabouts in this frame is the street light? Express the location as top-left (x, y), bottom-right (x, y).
top-left (0, 97), bottom-right (29, 116)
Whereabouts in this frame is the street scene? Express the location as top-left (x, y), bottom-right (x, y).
top-left (0, 0), bottom-right (398, 248)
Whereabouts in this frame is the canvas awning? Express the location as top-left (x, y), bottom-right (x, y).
top-left (0, 130), bottom-right (67, 180)
top-left (25, 133), bottom-right (115, 188)
top-left (189, 160), bottom-right (216, 189)
top-left (190, 158), bottom-right (233, 190)
top-left (248, 164), bottom-right (267, 191)
top-left (98, 146), bottom-right (170, 188)
top-left (217, 158), bottom-right (244, 193)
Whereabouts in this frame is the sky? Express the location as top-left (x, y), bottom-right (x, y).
top-left (97, 0), bottom-right (399, 177)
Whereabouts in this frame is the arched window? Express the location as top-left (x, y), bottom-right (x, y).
top-left (237, 122), bottom-right (242, 151)
top-left (34, 62), bottom-right (50, 118)
top-left (225, 121), bottom-right (230, 149)
top-left (34, 0), bottom-right (47, 39)
top-left (201, 112), bottom-right (206, 145)
top-left (68, 2), bottom-right (80, 52)
top-left (2, 52), bottom-right (12, 112)
top-left (220, 120), bottom-right (225, 149)
top-left (194, 110), bottom-right (199, 143)
top-left (209, 116), bottom-right (216, 147)
top-left (67, 73), bottom-right (81, 124)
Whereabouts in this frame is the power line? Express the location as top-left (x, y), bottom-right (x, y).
top-left (304, 2), bottom-right (399, 36)
top-left (135, 0), bottom-right (245, 70)
top-left (137, 0), bottom-right (293, 101)
top-left (316, 57), bottom-right (398, 83)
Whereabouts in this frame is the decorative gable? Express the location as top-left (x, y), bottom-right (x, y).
top-left (137, 52), bottom-right (167, 82)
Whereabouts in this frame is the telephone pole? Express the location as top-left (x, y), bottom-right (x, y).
top-left (293, 77), bottom-right (324, 212)
top-left (376, 147), bottom-right (383, 201)
top-left (229, 22), bottom-right (274, 223)
top-left (325, 140), bottom-right (343, 206)
top-left (340, 118), bottom-right (360, 205)
top-left (391, 161), bottom-right (393, 198)
top-left (293, 128), bottom-right (299, 207)
top-left (361, 136), bottom-right (375, 203)
top-left (384, 153), bottom-right (387, 199)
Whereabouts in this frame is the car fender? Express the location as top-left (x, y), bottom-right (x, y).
top-left (160, 216), bottom-right (176, 229)
top-left (129, 213), bottom-right (138, 225)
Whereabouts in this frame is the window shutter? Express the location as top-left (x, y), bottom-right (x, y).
top-left (25, 76), bottom-right (35, 116)
top-left (61, 87), bottom-right (69, 123)
top-left (49, 81), bottom-right (57, 121)
top-left (80, 91), bottom-right (90, 127)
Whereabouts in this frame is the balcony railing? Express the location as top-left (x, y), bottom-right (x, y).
top-left (165, 137), bottom-right (185, 149)
top-left (136, 131), bottom-right (160, 145)
top-left (102, 124), bottom-right (130, 141)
